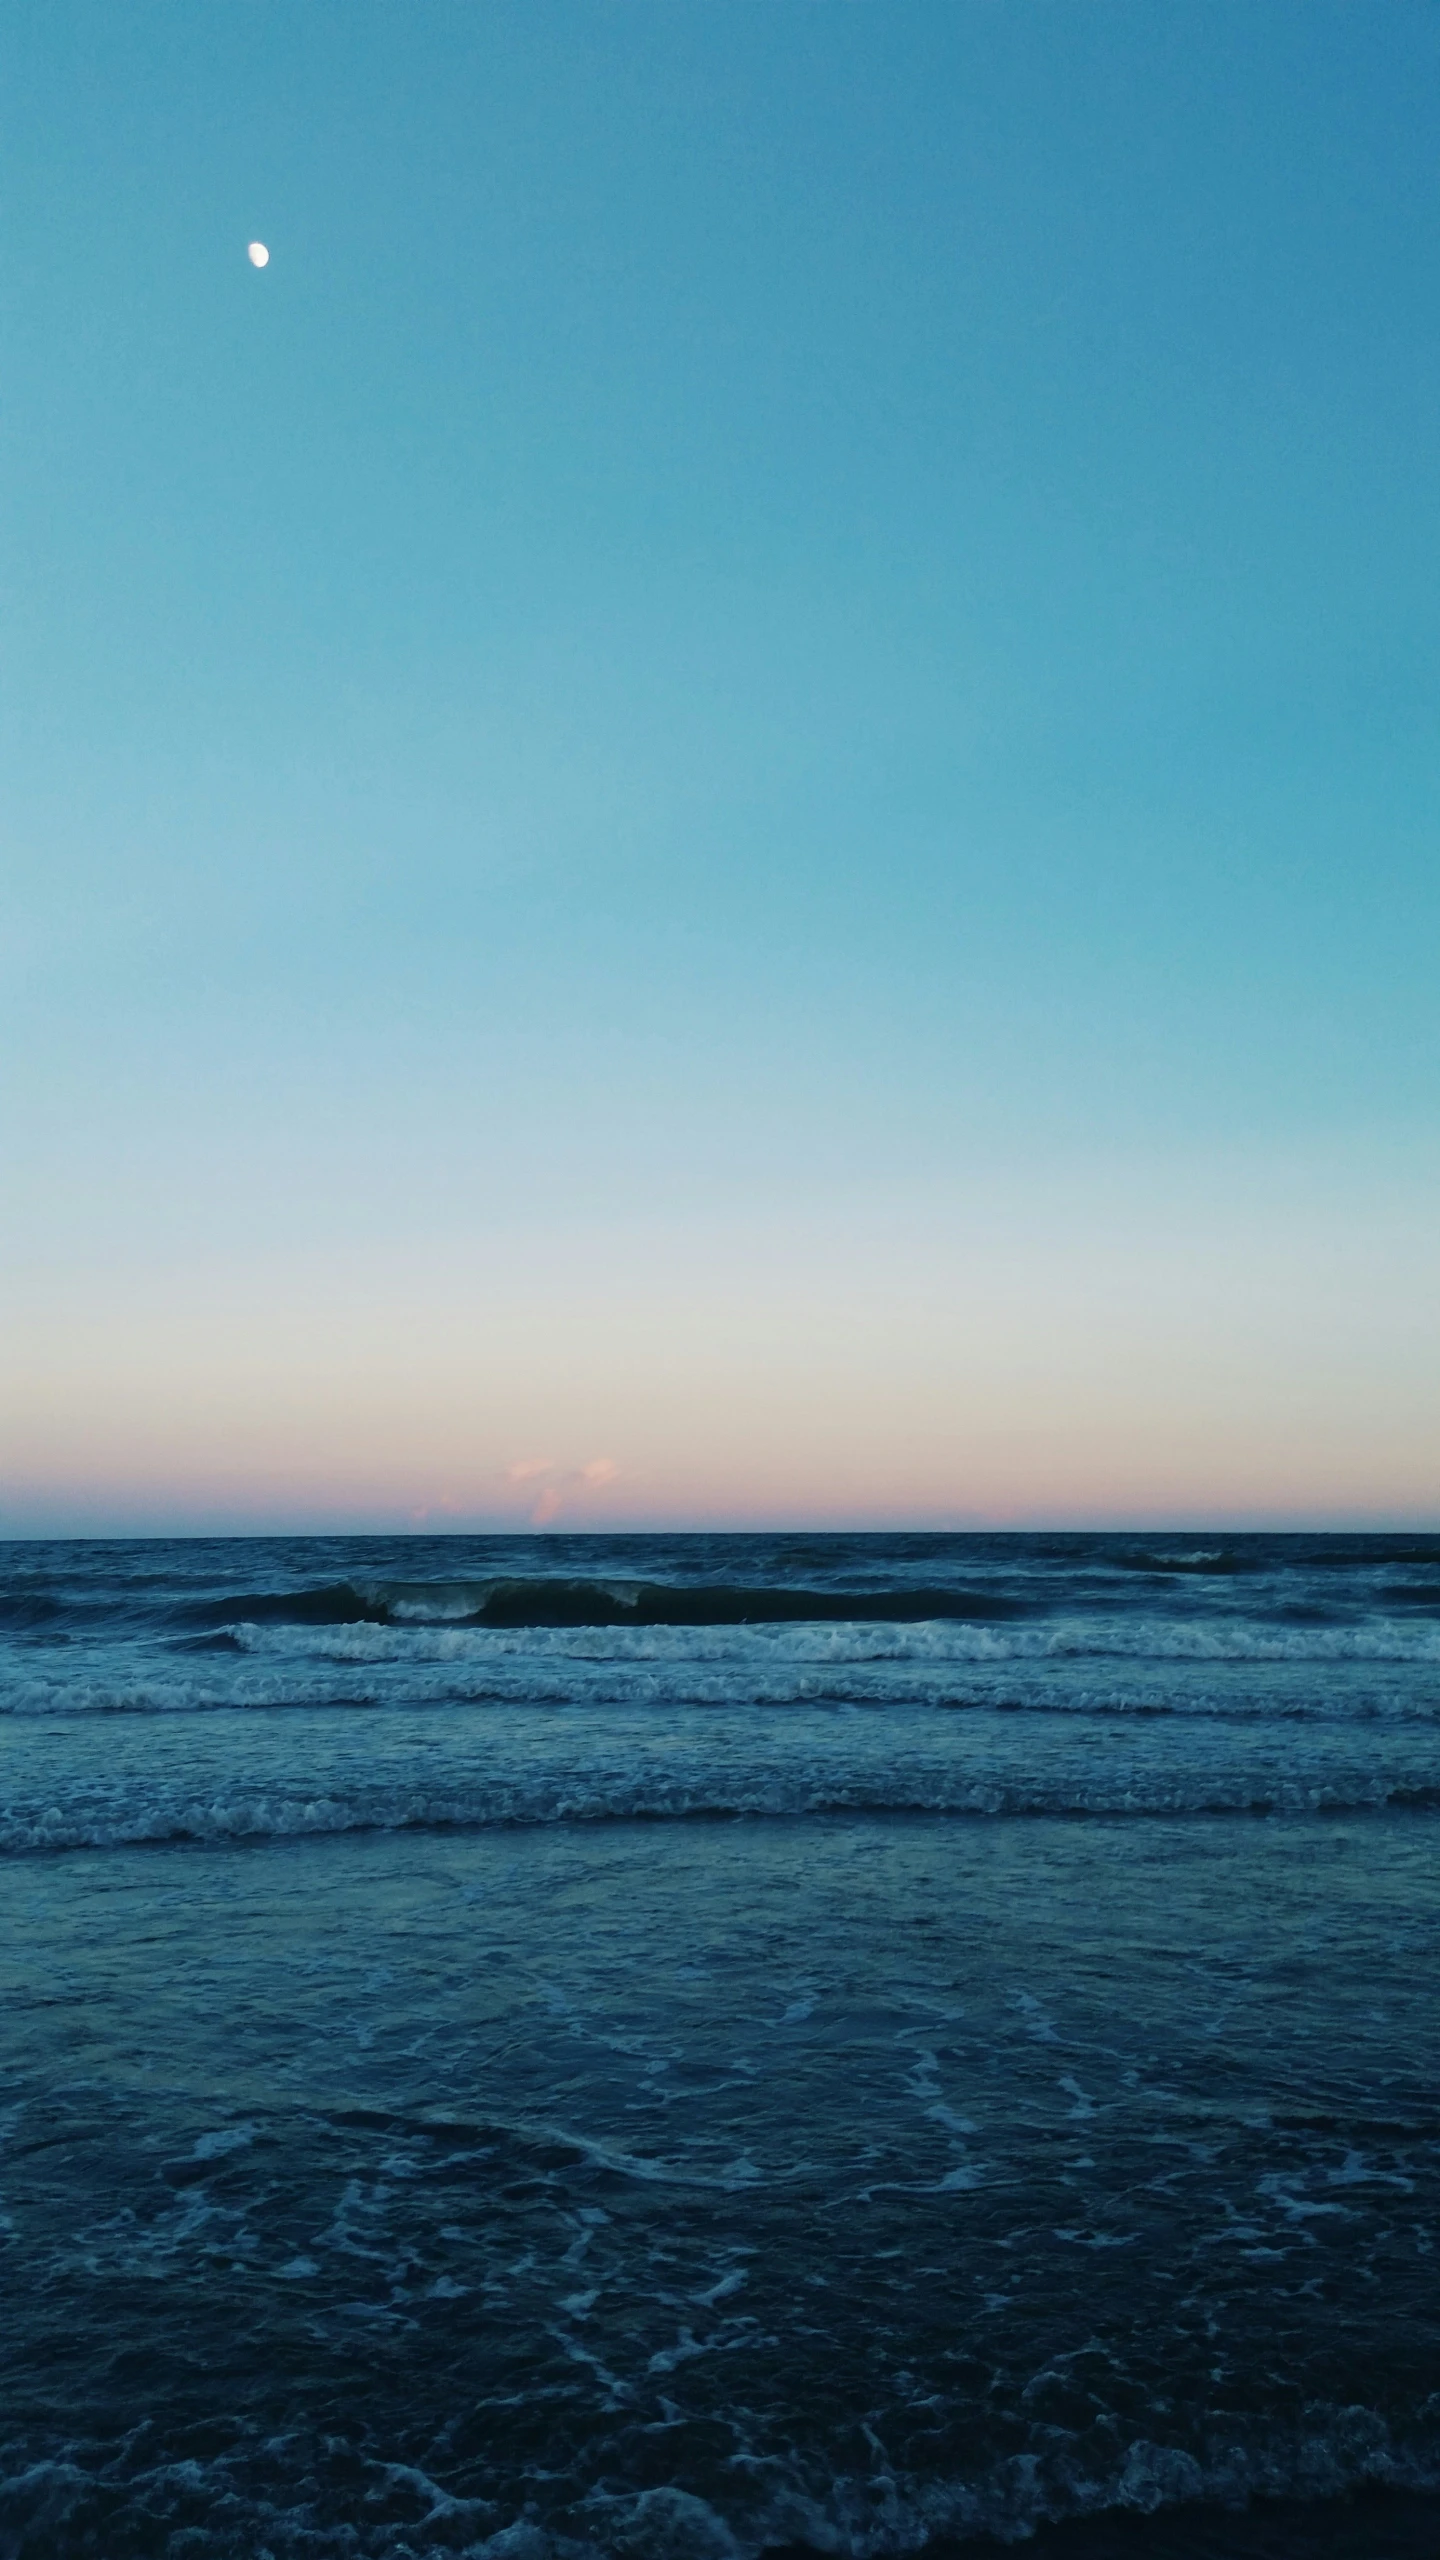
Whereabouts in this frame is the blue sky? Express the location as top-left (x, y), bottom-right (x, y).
top-left (3, 1), bottom-right (1438, 1531)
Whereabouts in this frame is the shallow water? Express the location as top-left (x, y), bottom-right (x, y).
top-left (3, 1532), bottom-right (1439, 2557)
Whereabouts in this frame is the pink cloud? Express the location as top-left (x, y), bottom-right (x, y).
top-left (508, 1455), bottom-right (621, 1526)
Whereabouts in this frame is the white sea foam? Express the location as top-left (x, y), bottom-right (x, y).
top-left (3, 2416), bottom-right (1437, 2558)
top-left (5, 1624), bottom-right (1437, 1725)
top-left (4, 1761), bottom-right (1437, 1855)
top-left (226, 1614), bottom-right (1440, 1665)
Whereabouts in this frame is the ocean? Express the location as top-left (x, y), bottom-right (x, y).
top-left (2, 1530), bottom-right (1440, 2559)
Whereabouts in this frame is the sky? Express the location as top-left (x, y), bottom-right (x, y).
top-left (2, 0), bottom-right (1438, 1536)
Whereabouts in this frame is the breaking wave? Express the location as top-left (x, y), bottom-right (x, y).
top-left (218, 1610), bottom-right (1440, 1663)
top-left (175, 1576), bottom-right (1037, 1631)
top-left (6, 1608), bottom-right (1440, 1722)
top-left (6, 1767), bottom-right (1440, 1854)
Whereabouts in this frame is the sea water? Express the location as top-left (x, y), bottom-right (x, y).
top-left (2, 1531), bottom-right (1439, 2558)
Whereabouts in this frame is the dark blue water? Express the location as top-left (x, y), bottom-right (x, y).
top-left (3, 1532), bottom-right (1440, 2558)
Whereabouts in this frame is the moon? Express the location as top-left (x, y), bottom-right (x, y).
top-left (247, 241), bottom-right (270, 268)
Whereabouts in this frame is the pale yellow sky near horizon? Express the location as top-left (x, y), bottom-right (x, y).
top-left (5, 1141), bottom-right (1436, 1535)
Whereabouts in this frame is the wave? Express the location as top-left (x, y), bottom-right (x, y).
top-left (0, 1589), bottom-right (62, 1627)
top-left (8, 1534), bottom-right (1440, 1631)
top-left (217, 1612), bottom-right (1440, 1664)
top-left (7, 1672), bottom-right (1440, 1727)
top-left (1110, 1546), bottom-right (1262, 1575)
top-left (6, 1615), bottom-right (1440, 1719)
top-left (3, 2417), bottom-right (1439, 2559)
top-left (6, 1769), bottom-right (1440, 1853)
top-left (174, 1575), bottom-right (1038, 1632)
